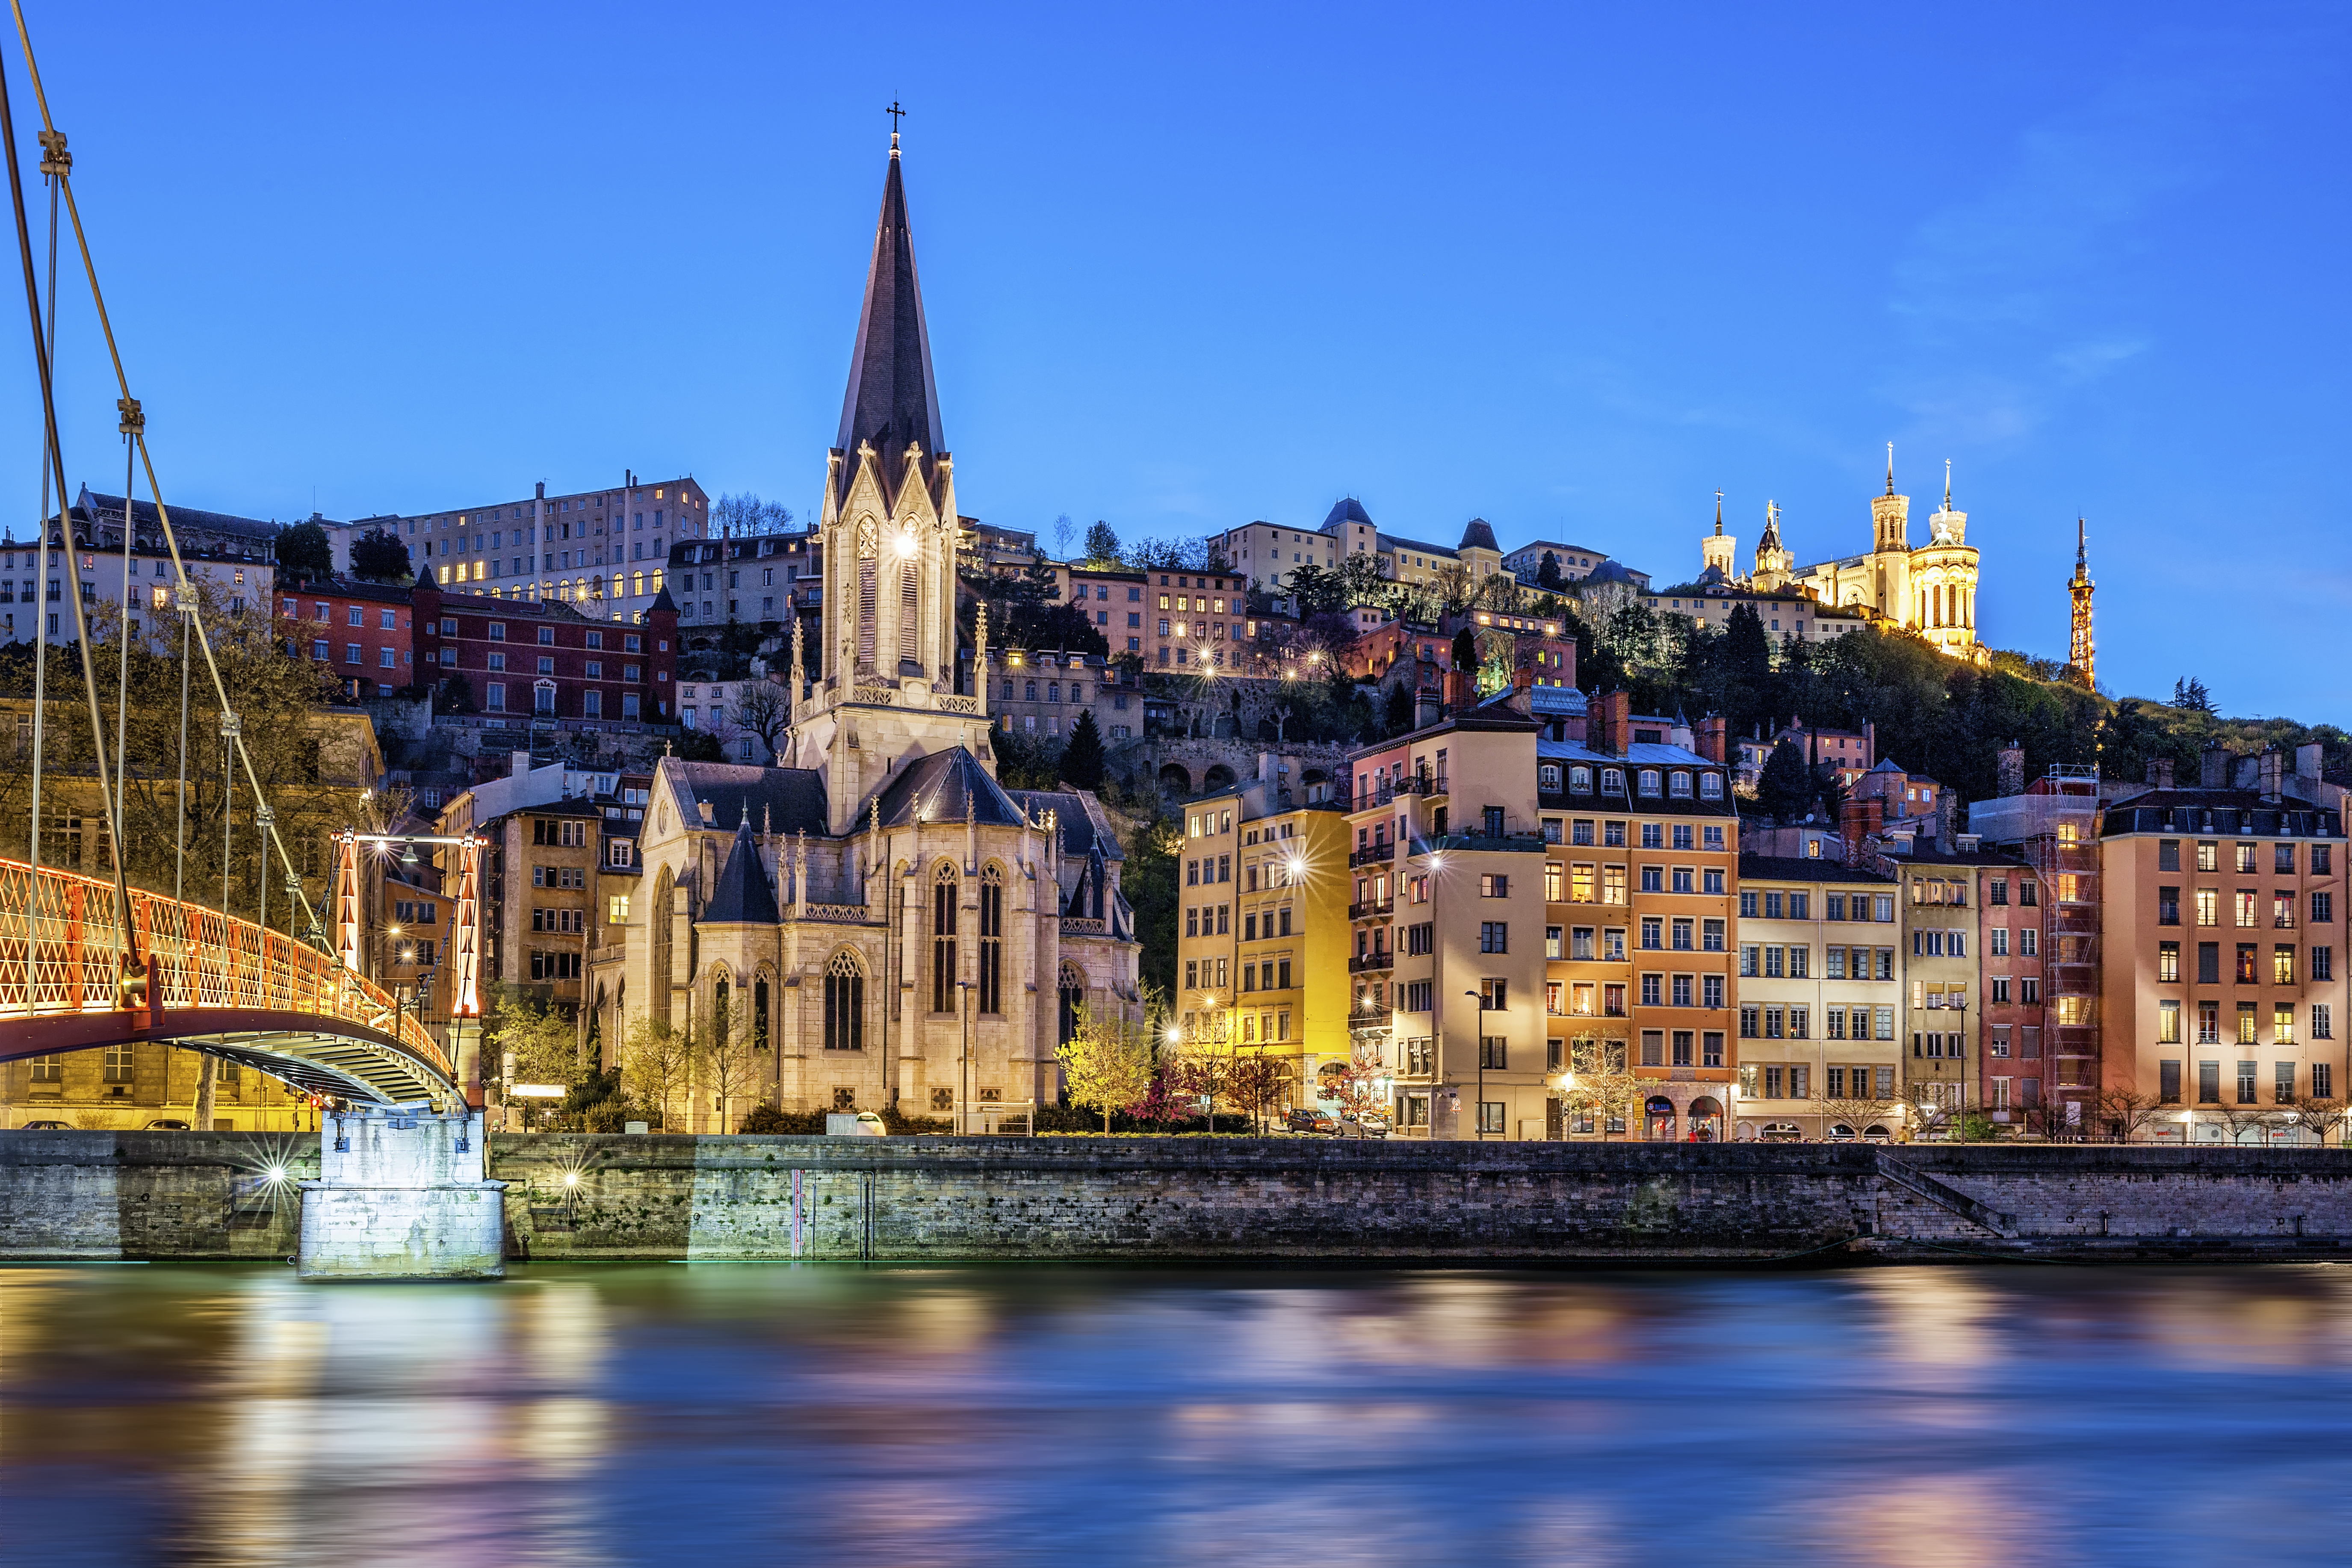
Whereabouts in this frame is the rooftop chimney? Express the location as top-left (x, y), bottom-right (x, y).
top-left (1839, 795), bottom-right (1883, 868)
top-left (1443, 666), bottom-right (1473, 715)
top-left (2149, 756), bottom-right (2176, 790)
top-left (1695, 715), bottom-right (1729, 765)
top-left (2259, 747), bottom-right (2283, 803)
top-left (1593, 690), bottom-right (1633, 758)
top-left (1414, 686), bottom-right (1442, 731)
top-left (1997, 741), bottom-right (2025, 797)
top-left (511, 750), bottom-right (532, 780)
top-left (535, 481), bottom-right (546, 501)
top-left (2200, 745), bottom-right (2231, 790)
top-left (2296, 742), bottom-right (2323, 783)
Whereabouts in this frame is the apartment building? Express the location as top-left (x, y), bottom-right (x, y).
top-left (1140, 567), bottom-right (1249, 669)
top-left (669, 529), bottom-right (818, 638)
top-left (1974, 852), bottom-right (2050, 1127)
top-left (280, 578), bottom-right (423, 699)
top-left (1892, 843), bottom-right (1989, 1124)
top-left (417, 577), bottom-right (679, 725)
top-left (2098, 766), bottom-right (2346, 1143)
top-left (330, 473), bottom-right (709, 628)
top-left (1047, 564), bottom-right (1151, 660)
top-left (1501, 539), bottom-right (1614, 585)
top-left (1173, 764), bottom-right (1352, 1091)
top-left (1351, 703), bottom-right (1553, 1140)
top-left (1729, 856), bottom-right (1901, 1140)
top-left (1642, 582), bottom-right (1867, 647)
top-left (1536, 693), bottom-right (1740, 1140)
top-left (965, 649), bottom-right (1140, 742)
top-left (11, 485), bottom-right (273, 646)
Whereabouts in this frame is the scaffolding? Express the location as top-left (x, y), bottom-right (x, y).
top-left (1970, 768), bottom-right (2101, 1123)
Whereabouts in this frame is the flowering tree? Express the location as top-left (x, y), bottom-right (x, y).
top-left (1056, 1004), bottom-right (1157, 1133)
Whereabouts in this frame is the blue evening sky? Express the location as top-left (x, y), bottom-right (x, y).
top-left (3, 3), bottom-right (2344, 719)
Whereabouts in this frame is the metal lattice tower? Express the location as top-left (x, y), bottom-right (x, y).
top-left (2069, 517), bottom-right (2095, 688)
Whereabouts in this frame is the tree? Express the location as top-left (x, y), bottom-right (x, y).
top-left (1226, 1048), bottom-right (1292, 1135)
top-left (1536, 551), bottom-right (1564, 591)
top-left (1755, 737), bottom-right (1814, 823)
top-left (2172, 676), bottom-right (2215, 713)
top-left (349, 527), bottom-right (411, 582)
top-left (1059, 708), bottom-right (1106, 790)
top-left (1383, 682), bottom-right (1417, 736)
top-left (1056, 1003), bottom-right (1157, 1132)
top-left (1449, 626), bottom-right (1476, 674)
top-left (1082, 521), bottom-right (1121, 567)
top-left (700, 992), bottom-right (764, 1133)
top-left (712, 492), bottom-right (795, 535)
top-left (621, 1016), bottom-right (697, 1131)
top-left (485, 984), bottom-right (579, 1127)
top-left (2094, 1084), bottom-right (2173, 1143)
top-left (1812, 1094), bottom-right (1898, 1141)
top-left (2289, 1096), bottom-right (2346, 1149)
top-left (735, 679), bottom-right (791, 762)
top-left (1052, 514), bottom-right (1076, 561)
top-left (1561, 1039), bottom-right (1659, 1141)
top-left (276, 520), bottom-right (334, 584)
top-left (1318, 1041), bottom-right (1389, 1124)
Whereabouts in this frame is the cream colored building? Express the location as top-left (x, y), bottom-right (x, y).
top-left (1730, 855), bottom-right (1903, 1140)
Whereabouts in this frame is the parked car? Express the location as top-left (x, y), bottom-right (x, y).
top-left (19, 1119), bottom-right (68, 1130)
top-left (145, 1120), bottom-right (191, 1131)
top-left (1285, 1108), bottom-right (1338, 1135)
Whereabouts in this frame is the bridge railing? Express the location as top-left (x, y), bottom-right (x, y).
top-left (0, 857), bottom-right (450, 1084)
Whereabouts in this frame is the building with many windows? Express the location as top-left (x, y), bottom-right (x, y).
top-left (1729, 856), bottom-right (1901, 1140)
top-left (416, 573), bottom-right (679, 725)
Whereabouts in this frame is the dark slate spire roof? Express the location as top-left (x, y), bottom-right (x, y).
top-left (872, 747), bottom-right (1026, 829)
top-left (1323, 497), bottom-right (1375, 529)
top-left (836, 138), bottom-right (944, 495)
top-left (1458, 517), bottom-right (1500, 553)
top-left (647, 584), bottom-right (678, 614)
top-left (701, 815), bottom-right (781, 925)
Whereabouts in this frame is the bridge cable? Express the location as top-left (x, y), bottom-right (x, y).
top-left (0, 43), bottom-right (137, 969)
top-left (6, 4), bottom-right (331, 951)
top-left (15, 112), bottom-right (54, 1010)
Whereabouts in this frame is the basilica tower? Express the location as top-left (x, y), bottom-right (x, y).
top-left (1752, 499), bottom-right (1792, 591)
top-left (790, 130), bottom-right (993, 830)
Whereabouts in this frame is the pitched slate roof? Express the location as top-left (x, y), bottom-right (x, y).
top-left (872, 747), bottom-right (1026, 829)
top-left (1458, 517), bottom-right (1500, 553)
top-left (1323, 497), bottom-right (1374, 529)
top-left (662, 759), bottom-right (828, 837)
top-left (701, 818), bottom-right (781, 924)
top-left (835, 140), bottom-right (944, 495)
top-left (1008, 788), bottom-right (1127, 861)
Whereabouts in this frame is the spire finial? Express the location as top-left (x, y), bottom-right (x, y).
top-left (885, 100), bottom-right (905, 154)
top-left (1943, 458), bottom-right (1953, 511)
top-left (1885, 442), bottom-right (1895, 495)
top-left (1713, 489), bottom-right (1723, 532)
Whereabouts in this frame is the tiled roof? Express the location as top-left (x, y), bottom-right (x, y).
top-left (661, 759), bottom-right (828, 837)
top-left (1008, 788), bottom-right (1126, 861)
top-left (1738, 853), bottom-right (1897, 884)
top-left (701, 819), bottom-right (782, 924)
top-left (872, 747), bottom-right (1027, 830)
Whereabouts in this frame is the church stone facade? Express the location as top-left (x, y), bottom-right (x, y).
top-left (593, 133), bottom-right (1141, 1124)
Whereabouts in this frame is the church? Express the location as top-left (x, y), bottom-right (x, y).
top-left (1692, 449), bottom-right (1985, 661)
top-left (596, 130), bottom-right (1142, 1124)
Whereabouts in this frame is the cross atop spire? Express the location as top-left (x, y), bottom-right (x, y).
top-left (1714, 489), bottom-right (1723, 533)
top-left (1943, 458), bottom-right (1953, 511)
top-left (1885, 441), bottom-right (1896, 495)
top-left (885, 99), bottom-right (906, 150)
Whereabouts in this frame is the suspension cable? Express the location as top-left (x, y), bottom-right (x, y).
top-left (0, 43), bottom-right (135, 963)
top-left (17, 118), bottom-right (54, 1013)
top-left (8, 3), bottom-right (329, 948)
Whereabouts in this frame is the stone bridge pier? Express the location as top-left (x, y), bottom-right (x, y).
top-left (298, 1105), bottom-right (505, 1280)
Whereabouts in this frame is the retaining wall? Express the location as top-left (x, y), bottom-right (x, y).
top-left (9, 1132), bottom-right (2352, 1263)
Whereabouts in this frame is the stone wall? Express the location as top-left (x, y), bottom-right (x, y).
top-left (10, 1132), bottom-right (2352, 1263)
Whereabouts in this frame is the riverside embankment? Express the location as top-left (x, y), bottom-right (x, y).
top-left (8, 1131), bottom-right (2352, 1263)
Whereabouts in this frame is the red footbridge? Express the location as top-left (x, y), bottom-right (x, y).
top-left (0, 836), bottom-right (477, 1106)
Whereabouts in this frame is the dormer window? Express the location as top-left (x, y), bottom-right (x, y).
top-left (1669, 771), bottom-right (1692, 798)
top-left (1539, 764), bottom-right (1562, 792)
top-left (1601, 768), bottom-right (1625, 794)
top-left (1638, 770), bottom-right (1662, 797)
top-left (1568, 766), bottom-right (1593, 793)
top-left (1699, 772), bottom-right (1723, 800)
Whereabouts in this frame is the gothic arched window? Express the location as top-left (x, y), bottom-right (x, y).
top-left (978, 864), bottom-right (1005, 1015)
top-left (753, 975), bottom-right (770, 1050)
top-left (1058, 960), bottom-right (1086, 1046)
top-left (855, 520), bottom-right (879, 674)
top-left (932, 862), bottom-right (959, 1014)
top-left (824, 950), bottom-right (865, 1052)
top-left (712, 969), bottom-right (731, 1047)
top-left (899, 553), bottom-right (921, 669)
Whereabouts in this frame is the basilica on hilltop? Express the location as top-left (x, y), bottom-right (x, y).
top-left (1694, 449), bottom-right (1985, 661)
top-left (595, 130), bottom-right (1141, 1122)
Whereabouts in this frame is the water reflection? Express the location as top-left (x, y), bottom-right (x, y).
top-left (6, 1263), bottom-right (2352, 1565)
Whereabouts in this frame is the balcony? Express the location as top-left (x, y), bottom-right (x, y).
top-left (1399, 772), bottom-right (1449, 798)
top-left (1348, 898), bottom-right (1395, 921)
top-left (1349, 951), bottom-right (1395, 973)
top-left (1350, 842), bottom-right (1396, 868)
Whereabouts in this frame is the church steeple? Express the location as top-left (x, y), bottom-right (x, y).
top-left (834, 128), bottom-right (944, 502)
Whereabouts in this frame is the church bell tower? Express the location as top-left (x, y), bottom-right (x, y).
top-left (790, 125), bottom-right (994, 830)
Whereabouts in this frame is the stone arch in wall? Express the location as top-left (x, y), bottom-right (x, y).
top-left (1159, 763), bottom-right (1192, 795)
top-left (1203, 763), bottom-right (1237, 791)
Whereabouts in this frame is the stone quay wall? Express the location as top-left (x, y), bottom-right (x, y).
top-left (9, 1132), bottom-right (2352, 1263)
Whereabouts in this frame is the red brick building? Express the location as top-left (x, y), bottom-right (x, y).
top-left (278, 577), bottom-right (424, 700)
top-left (416, 574), bottom-right (679, 723)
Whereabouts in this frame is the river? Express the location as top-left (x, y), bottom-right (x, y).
top-left (4, 1262), bottom-right (2351, 1565)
